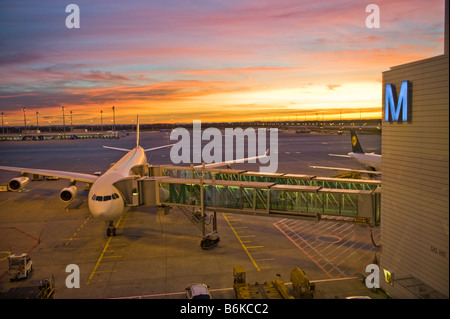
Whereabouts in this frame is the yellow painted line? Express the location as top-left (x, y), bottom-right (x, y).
top-left (64, 215), bottom-right (92, 246)
top-left (255, 258), bottom-right (274, 262)
top-left (87, 236), bottom-right (114, 284)
top-left (245, 246), bottom-right (264, 249)
top-left (222, 213), bottom-right (261, 271)
top-left (94, 270), bottom-right (117, 274)
top-left (63, 237), bottom-right (82, 242)
top-left (86, 216), bottom-right (123, 285)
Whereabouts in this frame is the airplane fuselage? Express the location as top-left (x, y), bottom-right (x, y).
top-left (348, 152), bottom-right (381, 172)
top-left (88, 146), bottom-right (147, 221)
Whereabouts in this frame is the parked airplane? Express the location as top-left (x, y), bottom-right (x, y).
top-left (310, 128), bottom-right (381, 176)
top-left (0, 117), bottom-right (268, 236)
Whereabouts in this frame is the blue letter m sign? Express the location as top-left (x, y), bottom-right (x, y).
top-left (385, 81), bottom-right (411, 122)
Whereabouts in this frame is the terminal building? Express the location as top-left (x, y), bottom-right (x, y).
top-left (380, 1), bottom-right (449, 298)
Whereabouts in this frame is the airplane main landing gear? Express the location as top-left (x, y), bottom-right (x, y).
top-left (106, 221), bottom-right (117, 237)
top-left (200, 211), bottom-right (220, 250)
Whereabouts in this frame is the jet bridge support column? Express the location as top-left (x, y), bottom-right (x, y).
top-left (201, 176), bottom-right (205, 238)
top-left (200, 176), bottom-right (221, 249)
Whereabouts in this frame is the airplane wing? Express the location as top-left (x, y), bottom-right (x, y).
top-left (309, 165), bottom-right (382, 175)
top-left (103, 144), bottom-right (174, 152)
top-left (0, 166), bottom-right (99, 183)
top-left (328, 154), bottom-right (352, 158)
top-left (143, 144), bottom-right (175, 152)
top-left (195, 150), bottom-right (269, 169)
top-left (103, 146), bottom-right (132, 152)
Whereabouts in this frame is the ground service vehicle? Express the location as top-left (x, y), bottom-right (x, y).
top-left (8, 253), bottom-right (33, 281)
top-left (233, 266), bottom-right (294, 299)
top-left (1, 276), bottom-right (55, 299)
top-left (185, 283), bottom-right (212, 299)
top-left (290, 267), bottom-right (315, 299)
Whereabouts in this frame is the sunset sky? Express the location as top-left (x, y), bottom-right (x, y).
top-left (0, 0), bottom-right (446, 125)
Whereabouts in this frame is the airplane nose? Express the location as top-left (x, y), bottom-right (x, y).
top-left (90, 206), bottom-right (107, 219)
top-left (89, 196), bottom-right (124, 221)
top-left (89, 200), bottom-right (108, 219)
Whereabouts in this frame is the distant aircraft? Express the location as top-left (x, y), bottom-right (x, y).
top-left (310, 128), bottom-right (381, 176)
top-left (0, 116), bottom-right (267, 236)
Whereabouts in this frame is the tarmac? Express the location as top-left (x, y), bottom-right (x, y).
top-left (0, 130), bottom-right (387, 299)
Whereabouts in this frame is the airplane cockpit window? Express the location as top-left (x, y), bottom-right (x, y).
top-left (92, 194), bottom-right (119, 202)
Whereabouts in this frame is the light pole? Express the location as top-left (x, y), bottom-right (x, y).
top-left (70, 110), bottom-right (73, 132)
top-left (100, 110), bottom-right (103, 132)
top-left (62, 107), bottom-right (66, 139)
top-left (1, 112), bottom-right (4, 135)
top-left (112, 106), bottom-right (116, 138)
top-left (36, 111), bottom-right (39, 132)
top-left (23, 107), bottom-right (27, 133)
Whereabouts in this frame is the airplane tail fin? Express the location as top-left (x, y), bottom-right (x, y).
top-left (136, 115), bottom-right (140, 148)
top-left (350, 128), bottom-right (364, 153)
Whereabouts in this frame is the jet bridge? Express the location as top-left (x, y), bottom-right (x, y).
top-left (114, 165), bottom-right (381, 241)
top-left (155, 176), bottom-right (379, 223)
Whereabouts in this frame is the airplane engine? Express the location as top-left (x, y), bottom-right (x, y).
top-left (59, 185), bottom-right (78, 203)
top-left (8, 176), bottom-right (30, 191)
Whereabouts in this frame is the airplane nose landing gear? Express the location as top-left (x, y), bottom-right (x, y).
top-left (106, 221), bottom-right (117, 237)
top-left (200, 211), bottom-right (220, 249)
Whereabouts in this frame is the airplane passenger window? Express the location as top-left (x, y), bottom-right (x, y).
top-left (96, 196), bottom-right (103, 201)
top-left (104, 195), bottom-right (112, 201)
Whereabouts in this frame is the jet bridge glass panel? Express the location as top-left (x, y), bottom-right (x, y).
top-left (269, 185), bottom-right (319, 214)
top-left (241, 172), bottom-right (314, 187)
top-left (160, 178), bottom-right (272, 211)
top-left (317, 189), bottom-right (366, 217)
top-left (161, 182), bottom-right (201, 206)
top-left (312, 178), bottom-right (380, 191)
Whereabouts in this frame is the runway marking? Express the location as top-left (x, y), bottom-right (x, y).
top-left (86, 216), bottom-right (124, 285)
top-left (222, 213), bottom-right (266, 271)
top-left (226, 218), bottom-right (242, 222)
top-left (64, 214), bottom-right (92, 246)
top-left (273, 218), bottom-right (380, 278)
top-left (95, 270), bottom-right (117, 274)
top-left (310, 276), bottom-right (359, 283)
